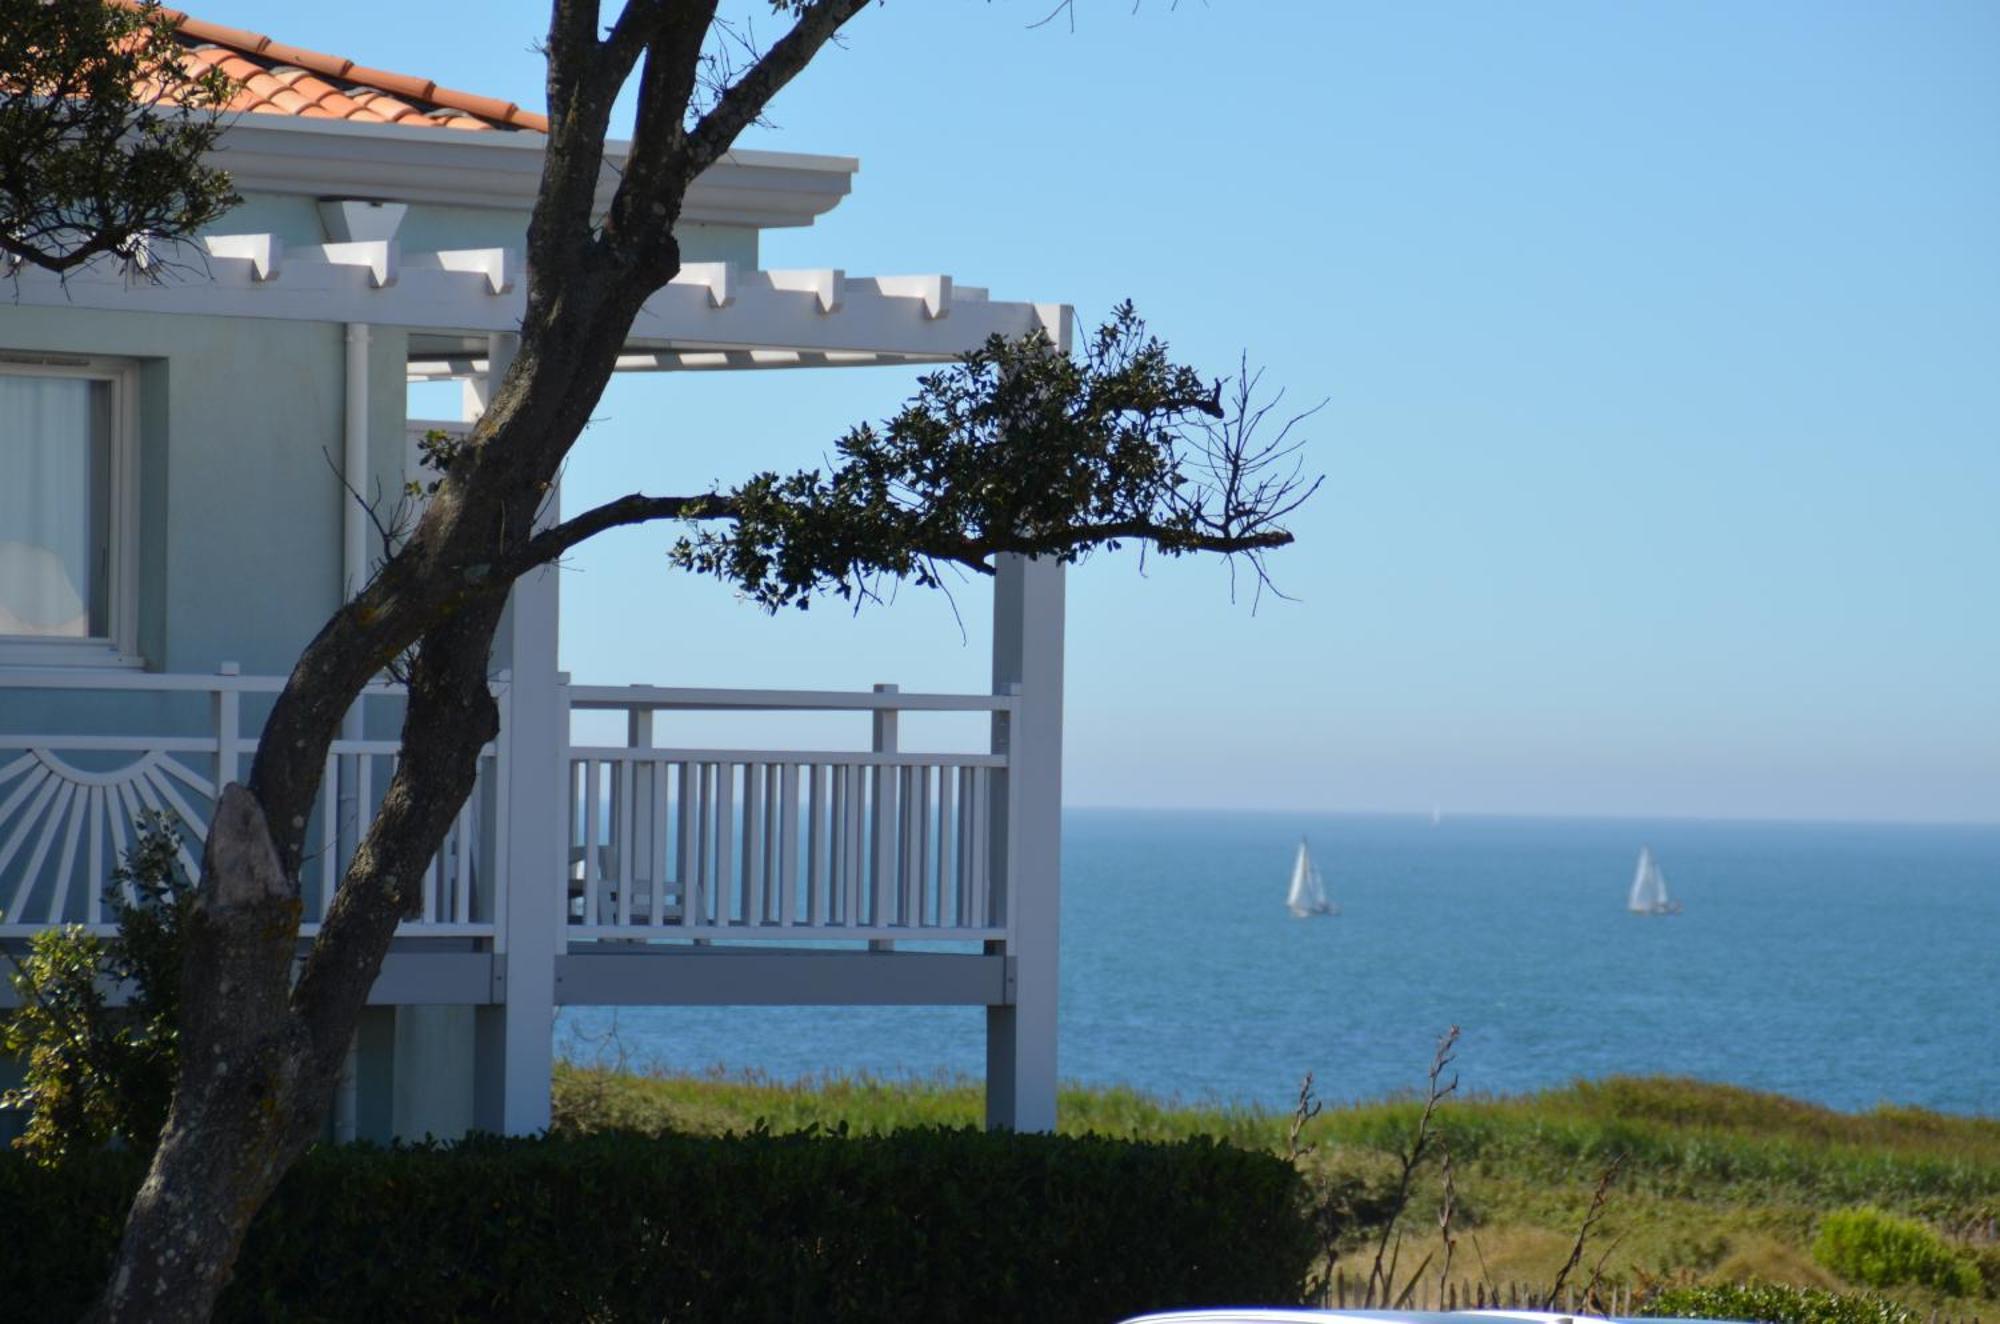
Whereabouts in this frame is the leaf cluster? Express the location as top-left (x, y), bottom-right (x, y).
top-left (670, 301), bottom-right (1319, 609)
top-left (0, 0), bottom-right (239, 274)
top-left (0, 815), bottom-right (192, 1165)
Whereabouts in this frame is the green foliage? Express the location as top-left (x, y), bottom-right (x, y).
top-left (1643, 1281), bottom-right (1924, 1324)
top-left (1971, 1242), bottom-right (2000, 1298)
top-left (0, 0), bottom-right (239, 273)
top-left (1, 817), bottom-right (192, 1164)
top-left (1810, 1207), bottom-right (1981, 1297)
top-left (0, 1127), bottom-right (1315, 1322)
top-left (672, 302), bottom-right (1315, 609)
top-left (1312, 1077), bottom-right (2000, 1216)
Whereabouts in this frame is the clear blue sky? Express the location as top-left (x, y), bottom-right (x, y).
top-left (210, 2), bottom-right (1998, 823)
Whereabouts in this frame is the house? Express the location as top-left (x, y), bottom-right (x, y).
top-left (0, 12), bottom-right (1068, 1143)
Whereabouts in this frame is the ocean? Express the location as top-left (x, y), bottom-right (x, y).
top-left (560, 811), bottom-right (2000, 1116)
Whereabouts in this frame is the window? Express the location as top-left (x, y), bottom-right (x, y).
top-left (0, 358), bottom-right (138, 664)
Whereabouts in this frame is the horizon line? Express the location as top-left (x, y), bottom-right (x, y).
top-left (1060, 804), bottom-right (2000, 831)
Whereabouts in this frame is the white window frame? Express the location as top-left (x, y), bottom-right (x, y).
top-left (0, 354), bottom-right (142, 668)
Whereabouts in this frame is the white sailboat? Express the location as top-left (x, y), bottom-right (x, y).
top-left (1286, 838), bottom-right (1338, 917)
top-left (1626, 846), bottom-right (1682, 915)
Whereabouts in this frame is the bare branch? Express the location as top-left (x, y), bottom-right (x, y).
top-left (505, 490), bottom-right (740, 575)
top-left (1547, 1153), bottom-right (1624, 1308)
top-left (681, 0), bottom-right (870, 181)
top-left (1366, 1026), bottom-right (1460, 1306)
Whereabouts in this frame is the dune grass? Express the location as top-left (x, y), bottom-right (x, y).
top-left (552, 1063), bottom-right (1999, 1307)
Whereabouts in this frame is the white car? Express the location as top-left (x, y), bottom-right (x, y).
top-left (1120, 1312), bottom-right (1721, 1324)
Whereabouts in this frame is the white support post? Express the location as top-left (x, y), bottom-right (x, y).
top-left (338, 325), bottom-right (371, 866)
top-left (985, 555), bottom-right (1065, 1132)
top-left (471, 332), bottom-right (560, 1136)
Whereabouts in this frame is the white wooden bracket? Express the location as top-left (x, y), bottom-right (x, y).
top-left (769, 267), bottom-right (845, 314)
top-left (426, 248), bottom-right (516, 295)
top-left (675, 261), bottom-right (737, 309)
top-left (204, 233), bottom-right (284, 281)
top-left (315, 240), bottom-right (399, 289)
top-left (878, 274), bottom-right (952, 319)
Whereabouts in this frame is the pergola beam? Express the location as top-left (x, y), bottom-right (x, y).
top-left (6, 240), bottom-right (1068, 364)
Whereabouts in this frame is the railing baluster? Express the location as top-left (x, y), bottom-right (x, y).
top-left (971, 766), bottom-right (989, 927)
top-left (820, 768), bottom-right (836, 924)
top-left (920, 766), bottom-right (935, 926)
top-left (580, 759), bottom-right (602, 926)
top-left (453, 787), bottom-right (474, 925)
top-left (740, 760), bottom-right (762, 926)
top-left (616, 756), bottom-right (635, 927)
top-left (935, 766), bottom-right (956, 928)
top-left (763, 764), bottom-right (781, 922)
top-left (852, 764), bottom-right (868, 928)
top-left (807, 763), bottom-right (826, 925)
top-left (779, 763), bottom-right (799, 926)
top-left (957, 766), bottom-right (975, 927)
top-left (650, 755), bottom-right (669, 928)
top-left (676, 761), bottom-right (696, 927)
top-left (715, 762), bottom-right (735, 926)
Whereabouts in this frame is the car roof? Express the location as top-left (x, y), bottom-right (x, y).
top-left (1118, 1312), bottom-right (1744, 1324)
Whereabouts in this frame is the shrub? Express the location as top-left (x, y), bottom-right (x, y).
top-left (0, 816), bottom-right (191, 1163)
top-left (0, 1126), bottom-right (1315, 1322)
top-left (1811, 1206), bottom-right (1980, 1296)
top-left (1643, 1281), bottom-right (1921, 1324)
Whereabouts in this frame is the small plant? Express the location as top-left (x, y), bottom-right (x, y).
top-left (1811, 1206), bottom-right (1981, 1296)
top-left (1, 816), bottom-right (192, 1164)
top-left (1644, 1281), bottom-right (1923, 1324)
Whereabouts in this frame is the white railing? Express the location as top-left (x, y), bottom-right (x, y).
top-left (563, 684), bottom-right (1013, 946)
top-left (0, 666), bottom-right (502, 940)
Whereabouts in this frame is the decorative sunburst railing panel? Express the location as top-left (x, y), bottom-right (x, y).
top-left (0, 668), bottom-right (502, 941)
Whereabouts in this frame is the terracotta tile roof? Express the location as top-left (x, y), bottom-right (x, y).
top-left (127, 3), bottom-right (547, 133)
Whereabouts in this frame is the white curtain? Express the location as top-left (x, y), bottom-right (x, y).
top-left (0, 375), bottom-right (99, 637)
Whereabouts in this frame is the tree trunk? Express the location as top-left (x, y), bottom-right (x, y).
top-left (84, 787), bottom-right (310, 1324)
top-left (88, 602), bottom-right (509, 1322)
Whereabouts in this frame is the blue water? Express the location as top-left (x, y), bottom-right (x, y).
top-left (562, 811), bottom-right (2000, 1115)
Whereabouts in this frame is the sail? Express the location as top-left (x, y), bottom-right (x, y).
top-left (1287, 839), bottom-right (1337, 917)
top-left (1627, 847), bottom-right (1673, 913)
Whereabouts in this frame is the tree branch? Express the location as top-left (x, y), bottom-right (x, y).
top-left (681, 0), bottom-right (871, 181)
top-left (505, 491), bottom-right (740, 574)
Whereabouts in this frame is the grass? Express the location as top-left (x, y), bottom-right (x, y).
top-left (552, 1063), bottom-right (2000, 1309)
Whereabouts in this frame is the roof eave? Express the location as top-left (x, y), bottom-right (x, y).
top-left (210, 113), bottom-right (857, 228)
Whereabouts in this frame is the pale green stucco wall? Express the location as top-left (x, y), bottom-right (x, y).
top-left (0, 304), bottom-right (403, 676)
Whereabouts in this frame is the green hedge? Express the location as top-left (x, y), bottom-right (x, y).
top-left (0, 1126), bottom-right (1314, 1322)
top-left (1643, 1282), bottom-right (1923, 1324)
